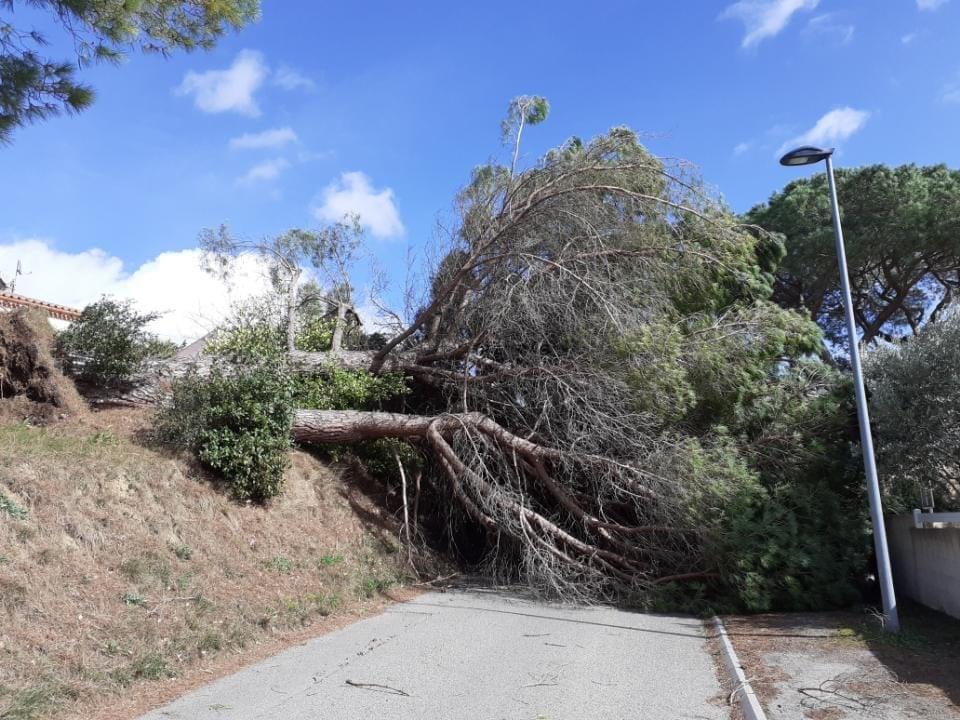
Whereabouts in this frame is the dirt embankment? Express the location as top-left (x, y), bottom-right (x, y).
top-left (0, 344), bottom-right (417, 720)
top-left (0, 408), bottom-right (416, 720)
top-left (0, 308), bottom-right (85, 424)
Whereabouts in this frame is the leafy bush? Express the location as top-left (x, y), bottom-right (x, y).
top-left (716, 474), bottom-right (866, 611)
top-left (296, 316), bottom-right (337, 351)
top-left (651, 364), bottom-right (867, 614)
top-left (293, 367), bottom-right (409, 411)
top-left (204, 304), bottom-right (285, 365)
top-left (157, 302), bottom-right (409, 502)
top-left (156, 359), bottom-right (294, 502)
top-left (55, 297), bottom-right (177, 387)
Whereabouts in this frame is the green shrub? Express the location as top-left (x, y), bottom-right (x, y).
top-left (120, 591), bottom-right (146, 606)
top-left (54, 297), bottom-right (177, 387)
top-left (716, 475), bottom-right (866, 611)
top-left (156, 359), bottom-right (293, 502)
top-left (265, 555), bottom-right (293, 573)
top-left (204, 311), bottom-right (285, 365)
top-left (157, 303), bottom-right (409, 503)
top-left (109, 653), bottom-right (174, 687)
top-left (318, 552), bottom-right (344, 567)
top-left (172, 545), bottom-right (193, 561)
top-left (296, 316), bottom-right (336, 351)
top-left (866, 315), bottom-right (960, 511)
top-left (0, 683), bottom-right (65, 720)
top-left (292, 367), bottom-right (409, 411)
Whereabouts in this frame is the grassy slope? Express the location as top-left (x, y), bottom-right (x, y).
top-left (0, 408), bottom-right (410, 720)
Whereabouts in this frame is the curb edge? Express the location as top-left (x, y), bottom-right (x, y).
top-left (712, 616), bottom-right (767, 720)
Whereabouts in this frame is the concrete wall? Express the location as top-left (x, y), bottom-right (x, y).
top-left (887, 513), bottom-right (960, 620)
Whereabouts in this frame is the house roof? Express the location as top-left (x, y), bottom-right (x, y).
top-left (0, 291), bottom-right (82, 322)
top-left (174, 329), bottom-right (218, 360)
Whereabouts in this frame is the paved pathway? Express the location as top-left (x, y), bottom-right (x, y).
top-left (138, 588), bottom-right (725, 720)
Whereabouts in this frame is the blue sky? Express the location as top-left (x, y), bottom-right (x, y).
top-left (2, 0), bottom-right (959, 340)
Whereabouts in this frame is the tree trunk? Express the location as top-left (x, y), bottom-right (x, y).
top-left (292, 409), bottom-right (436, 443)
top-left (330, 302), bottom-right (348, 352)
top-left (286, 269), bottom-right (301, 354)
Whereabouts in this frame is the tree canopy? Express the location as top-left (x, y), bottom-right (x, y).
top-left (0, 0), bottom-right (259, 143)
top-left (746, 163), bottom-right (960, 350)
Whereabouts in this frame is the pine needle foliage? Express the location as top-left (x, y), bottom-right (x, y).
top-left (0, 0), bottom-right (259, 143)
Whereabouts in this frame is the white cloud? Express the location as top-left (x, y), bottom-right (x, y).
top-left (805, 13), bottom-right (854, 44)
top-left (0, 239), bottom-right (273, 342)
top-left (778, 107), bottom-right (870, 155)
top-left (733, 141), bottom-right (752, 156)
top-left (942, 78), bottom-right (960, 103)
top-left (312, 172), bottom-right (404, 239)
top-left (229, 127), bottom-right (298, 150)
top-left (721, 0), bottom-right (820, 48)
top-left (917, 0), bottom-right (948, 10)
top-left (274, 65), bottom-right (315, 91)
top-left (902, 32), bottom-right (918, 44)
top-left (237, 157), bottom-right (290, 185)
top-left (176, 50), bottom-right (268, 117)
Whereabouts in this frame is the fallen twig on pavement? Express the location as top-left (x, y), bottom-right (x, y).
top-left (345, 679), bottom-right (410, 697)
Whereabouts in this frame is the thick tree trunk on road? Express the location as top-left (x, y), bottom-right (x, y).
top-left (292, 410), bottom-right (436, 443)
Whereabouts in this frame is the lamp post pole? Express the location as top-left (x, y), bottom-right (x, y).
top-left (823, 155), bottom-right (899, 632)
top-left (779, 146), bottom-right (900, 633)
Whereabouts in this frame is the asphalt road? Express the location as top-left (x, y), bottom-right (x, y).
top-left (137, 588), bottom-right (726, 720)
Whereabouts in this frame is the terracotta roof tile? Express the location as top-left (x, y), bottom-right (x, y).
top-left (0, 292), bottom-right (82, 321)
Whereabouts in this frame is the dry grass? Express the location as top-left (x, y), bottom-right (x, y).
top-left (0, 407), bottom-right (413, 720)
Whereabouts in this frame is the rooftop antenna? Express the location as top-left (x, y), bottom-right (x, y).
top-left (11, 260), bottom-right (23, 293)
top-left (0, 260), bottom-right (25, 293)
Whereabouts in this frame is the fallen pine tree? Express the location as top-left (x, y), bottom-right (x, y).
top-left (92, 106), bottom-right (870, 609)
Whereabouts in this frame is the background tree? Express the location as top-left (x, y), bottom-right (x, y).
top-left (746, 163), bottom-right (960, 351)
top-left (866, 313), bottom-right (960, 512)
top-left (200, 220), bottom-right (360, 353)
top-left (0, 0), bottom-right (259, 143)
top-left (501, 94), bottom-right (549, 177)
top-left (55, 296), bottom-right (177, 387)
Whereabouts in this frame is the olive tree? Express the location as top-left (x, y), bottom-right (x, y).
top-left (866, 313), bottom-right (960, 511)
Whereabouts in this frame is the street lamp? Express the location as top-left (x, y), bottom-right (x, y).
top-left (779, 145), bottom-right (900, 633)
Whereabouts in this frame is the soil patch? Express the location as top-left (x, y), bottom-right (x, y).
top-left (722, 607), bottom-right (960, 719)
top-left (0, 308), bottom-right (85, 424)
